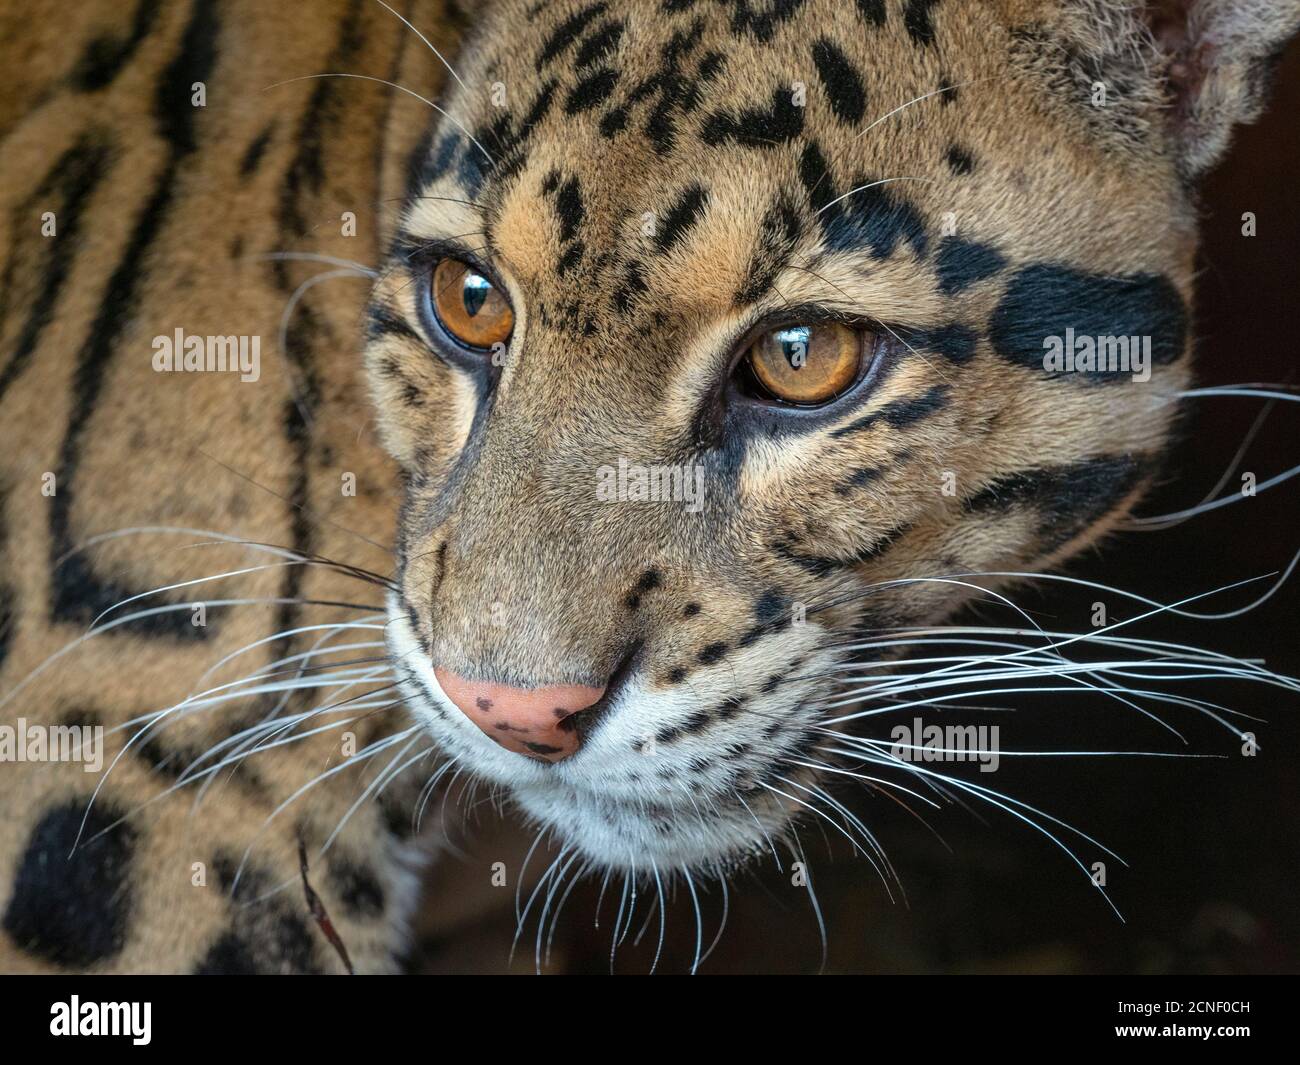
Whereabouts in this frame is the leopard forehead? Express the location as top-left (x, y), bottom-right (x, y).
top-left (395, 0), bottom-right (1190, 321)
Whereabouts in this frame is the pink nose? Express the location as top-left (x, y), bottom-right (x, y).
top-left (433, 667), bottom-right (606, 762)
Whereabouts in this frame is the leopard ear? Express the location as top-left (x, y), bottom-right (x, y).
top-left (1058, 1), bottom-right (1300, 178)
top-left (1150, 0), bottom-right (1300, 176)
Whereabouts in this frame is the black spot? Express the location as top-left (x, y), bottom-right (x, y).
top-left (327, 859), bottom-right (386, 920)
top-left (823, 175), bottom-right (929, 258)
top-left (540, 3), bottom-right (609, 65)
top-left (755, 590), bottom-right (789, 624)
top-left (798, 141), bottom-right (837, 215)
top-left (856, 0), bottom-right (886, 26)
top-left (737, 195), bottom-right (803, 305)
top-left (831, 383), bottom-right (950, 437)
top-left (724, 0), bottom-right (807, 42)
top-left (575, 20), bottom-right (624, 67)
top-left (195, 932), bottom-right (260, 974)
top-left (701, 86), bottom-right (804, 148)
top-left (558, 241), bottom-right (585, 275)
top-left (655, 183), bottom-right (709, 253)
top-left (945, 143), bottom-right (975, 175)
top-left (965, 456), bottom-right (1143, 549)
top-left (637, 568), bottom-right (663, 592)
top-left (904, 0), bottom-right (941, 47)
top-left (366, 304), bottom-right (420, 345)
top-left (683, 602), bottom-right (701, 617)
top-left (73, 0), bottom-right (162, 91)
top-left (718, 696), bottom-right (747, 720)
top-left (239, 123), bottom-right (276, 177)
top-left (935, 237), bottom-right (1006, 295)
top-left (408, 130), bottom-right (462, 201)
top-left (906, 323), bottom-right (979, 364)
top-left (667, 667), bottom-right (688, 684)
top-left (3, 800), bottom-right (137, 967)
top-left (988, 265), bottom-right (1188, 382)
top-left (566, 66), bottom-right (620, 113)
top-left (554, 176), bottom-right (584, 243)
top-left (201, 853), bottom-right (324, 973)
top-left (612, 261), bottom-right (648, 313)
top-left (600, 107), bottom-right (629, 136)
top-left (697, 641), bottom-right (728, 665)
top-left (812, 39), bottom-right (867, 124)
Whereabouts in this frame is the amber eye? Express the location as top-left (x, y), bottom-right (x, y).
top-left (744, 322), bottom-right (865, 405)
top-left (430, 257), bottom-right (514, 350)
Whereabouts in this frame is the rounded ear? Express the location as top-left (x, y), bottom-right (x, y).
top-left (1057, 0), bottom-right (1300, 179)
top-left (1154, 0), bottom-right (1300, 176)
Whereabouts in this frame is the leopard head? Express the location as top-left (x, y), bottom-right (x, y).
top-left (364, 0), bottom-right (1298, 871)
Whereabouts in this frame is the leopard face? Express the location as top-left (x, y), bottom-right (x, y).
top-left (362, 0), bottom-right (1269, 873)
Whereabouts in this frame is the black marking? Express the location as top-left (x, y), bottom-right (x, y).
top-left (724, 0), bottom-right (807, 43)
top-left (934, 237), bottom-right (1006, 295)
top-left (366, 304), bottom-right (421, 345)
top-left (824, 174), bottom-right (929, 258)
top-left (988, 265), bottom-right (1188, 381)
top-left (737, 194), bottom-right (802, 305)
top-left (195, 932), bottom-right (260, 974)
top-left (49, 0), bottom-right (220, 637)
top-left (655, 183), bottom-right (709, 253)
top-left (73, 0), bottom-right (163, 91)
top-left (566, 66), bottom-right (619, 113)
top-left (683, 602), bottom-right (701, 618)
top-left (239, 123), bottom-right (276, 177)
top-left (856, 0), bottom-right (886, 26)
top-left (326, 858), bottom-right (386, 920)
top-left (697, 641), bottom-right (728, 665)
top-left (409, 130), bottom-right (462, 202)
top-left (945, 143), bottom-right (975, 175)
top-left (540, 3), bottom-right (609, 66)
top-left (812, 39), bottom-right (867, 124)
top-left (599, 106), bottom-right (628, 136)
top-left (965, 456), bottom-right (1143, 550)
top-left (576, 20), bottom-right (625, 67)
top-left (906, 323), bottom-right (979, 364)
top-left (904, 0), bottom-right (941, 47)
top-left (558, 241), bottom-right (585, 275)
top-left (3, 800), bottom-right (137, 966)
top-left (831, 383), bottom-right (950, 437)
top-left (701, 86), bottom-right (804, 148)
top-left (199, 853), bottom-right (323, 973)
top-left (612, 261), bottom-right (648, 313)
top-left (0, 136), bottom-right (109, 408)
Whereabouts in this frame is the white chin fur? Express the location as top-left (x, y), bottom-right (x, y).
top-left (385, 594), bottom-right (823, 872)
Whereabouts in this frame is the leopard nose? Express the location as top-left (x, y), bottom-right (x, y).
top-left (432, 667), bottom-right (606, 762)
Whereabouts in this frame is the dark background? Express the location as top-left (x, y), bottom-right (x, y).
top-left (414, 44), bottom-right (1299, 976)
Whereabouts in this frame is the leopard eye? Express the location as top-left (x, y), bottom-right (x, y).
top-left (430, 257), bottom-right (514, 350)
top-left (744, 322), bottom-right (865, 405)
